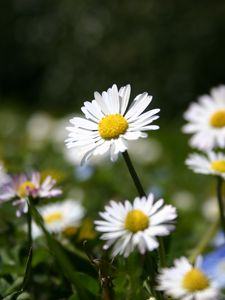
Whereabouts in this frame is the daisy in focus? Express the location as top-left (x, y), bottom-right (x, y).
top-left (185, 151), bottom-right (225, 179)
top-left (31, 200), bottom-right (85, 238)
top-left (65, 84), bottom-right (160, 163)
top-left (0, 172), bottom-right (62, 216)
top-left (157, 256), bottom-right (220, 300)
top-left (94, 193), bottom-right (177, 257)
top-left (183, 85), bottom-right (225, 150)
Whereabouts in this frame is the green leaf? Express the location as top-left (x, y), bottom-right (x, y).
top-left (68, 293), bottom-right (79, 300)
top-left (113, 275), bottom-right (128, 294)
top-left (20, 247), bottom-right (32, 291)
top-left (31, 247), bottom-right (50, 267)
top-left (0, 278), bottom-right (10, 295)
top-left (16, 292), bottom-right (31, 300)
top-left (72, 272), bottom-right (99, 296)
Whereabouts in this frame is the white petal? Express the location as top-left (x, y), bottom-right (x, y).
top-left (119, 84), bottom-right (131, 115)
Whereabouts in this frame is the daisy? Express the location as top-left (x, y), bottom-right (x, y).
top-left (0, 172), bottom-right (62, 216)
top-left (185, 151), bottom-right (225, 179)
top-left (157, 256), bottom-right (220, 300)
top-left (31, 200), bottom-right (85, 238)
top-left (94, 193), bottom-right (177, 257)
top-left (183, 85), bottom-right (225, 150)
top-left (65, 84), bottom-right (160, 163)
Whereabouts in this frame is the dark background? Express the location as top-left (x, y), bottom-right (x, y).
top-left (1, 0), bottom-right (225, 118)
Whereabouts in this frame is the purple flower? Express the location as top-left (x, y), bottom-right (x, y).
top-left (0, 172), bottom-right (62, 216)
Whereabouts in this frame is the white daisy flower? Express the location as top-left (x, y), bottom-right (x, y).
top-left (183, 85), bottom-right (225, 150)
top-left (185, 151), bottom-right (225, 179)
top-left (94, 193), bottom-right (177, 257)
top-left (0, 172), bottom-right (62, 216)
top-left (157, 256), bottom-right (220, 300)
top-left (32, 200), bottom-right (85, 238)
top-left (26, 112), bottom-right (55, 149)
top-left (65, 84), bottom-right (160, 164)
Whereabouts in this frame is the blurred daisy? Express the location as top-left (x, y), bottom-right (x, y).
top-left (63, 143), bottom-right (107, 166)
top-left (172, 190), bottom-right (195, 211)
top-left (127, 137), bottom-right (162, 165)
top-left (95, 193), bottom-right (177, 257)
top-left (31, 200), bottom-right (85, 238)
top-left (65, 84), bottom-right (160, 164)
top-left (0, 162), bottom-right (10, 186)
top-left (0, 172), bottom-right (62, 216)
top-left (157, 256), bottom-right (220, 300)
top-left (185, 151), bottom-right (225, 179)
top-left (202, 197), bottom-right (218, 221)
top-left (183, 85), bottom-right (225, 150)
top-left (26, 112), bottom-right (55, 149)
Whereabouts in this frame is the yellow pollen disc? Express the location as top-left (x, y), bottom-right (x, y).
top-left (182, 268), bottom-right (209, 292)
top-left (211, 160), bottom-right (225, 173)
top-left (98, 114), bottom-right (128, 140)
top-left (18, 181), bottom-right (36, 198)
top-left (44, 212), bottom-right (64, 224)
top-left (63, 226), bottom-right (77, 236)
top-left (210, 110), bottom-right (225, 128)
top-left (125, 209), bottom-right (149, 233)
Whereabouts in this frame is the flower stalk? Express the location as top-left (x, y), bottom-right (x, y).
top-left (122, 150), bottom-right (146, 198)
top-left (6, 200), bottom-right (33, 298)
top-left (189, 217), bottom-right (219, 264)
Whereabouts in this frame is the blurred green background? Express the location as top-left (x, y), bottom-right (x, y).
top-left (1, 0), bottom-right (225, 117)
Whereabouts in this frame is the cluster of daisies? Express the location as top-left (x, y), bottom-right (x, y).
top-left (65, 84), bottom-right (223, 299)
top-left (183, 85), bottom-right (225, 179)
top-left (1, 84), bottom-right (224, 299)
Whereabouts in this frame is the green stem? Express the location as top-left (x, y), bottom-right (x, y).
top-left (189, 217), bottom-right (219, 264)
top-left (5, 204), bottom-right (33, 298)
top-left (144, 253), bottom-right (163, 300)
top-left (27, 205), bottom-right (32, 248)
top-left (216, 176), bottom-right (225, 237)
top-left (158, 237), bottom-right (166, 267)
top-left (21, 203), bottom-right (33, 289)
top-left (122, 151), bottom-right (146, 197)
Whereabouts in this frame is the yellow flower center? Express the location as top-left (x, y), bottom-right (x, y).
top-left (98, 114), bottom-right (128, 140)
top-left (211, 160), bottom-right (225, 173)
top-left (18, 181), bottom-right (36, 198)
top-left (182, 268), bottom-right (209, 292)
top-left (125, 209), bottom-right (149, 233)
top-left (44, 212), bottom-right (64, 224)
top-left (63, 226), bottom-right (78, 236)
top-left (210, 110), bottom-right (225, 128)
